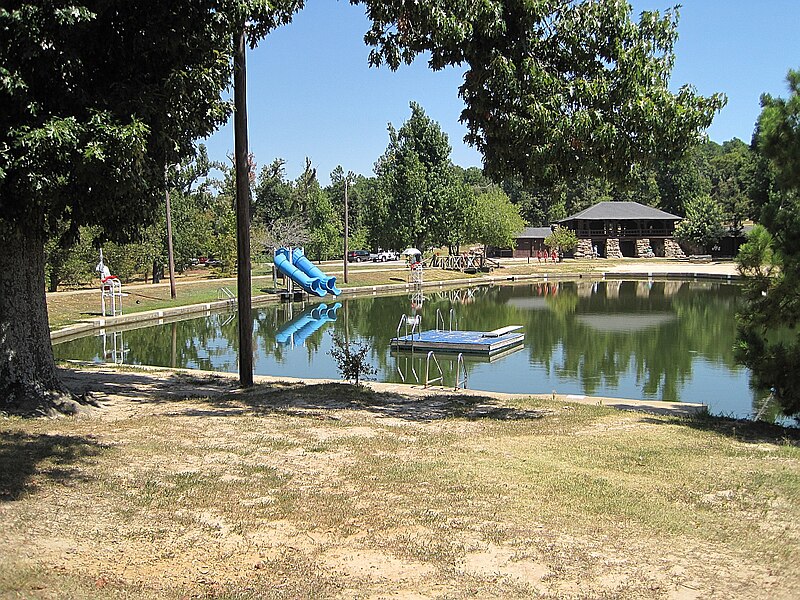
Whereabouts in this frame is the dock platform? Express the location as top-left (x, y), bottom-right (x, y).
top-left (391, 328), bottom-right (524, 355)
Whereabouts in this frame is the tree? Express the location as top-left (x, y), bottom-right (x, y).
top-left (253, 158), bottom-right (293, 227)
top-left (674, 195), bottom-right (725, 254)
top-left (655, 145), bottom-right (712, 216)
top-left (735, 69), bottom-right (800, 416)
top-left (0, 1), bottom-right (302, 413)
top-left (545, 227), bottom-right (579, 255)
top-left (373, 102), bottom-right (462, 251)
top-left (709, 138), bottom-right (756, 235)
top-left (361, 1), bottom-right (724, 185)
top-left (328, 333), bottom-right (377, 387)
top-left (304, 176), bottom-right (342, 261)
top-left (470, 186), bottom-right (526, 252)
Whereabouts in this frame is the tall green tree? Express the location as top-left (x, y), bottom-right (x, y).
top-left (735, 69), bottom-right (800, 416)
top-left (470, 186), bottom-right (526, 252)
top-left (253, 158), bottom-right (293, 227)
top-left (300, 167), bottom-right (341, 261)
top-left (373, 102), bottom-right (462, 250)
top-left (674, 194), bottom-right (725, 254)
top-left (654, 145), bottom-right (712, 216)
top-left (709, 138), bottom-right (756, 234)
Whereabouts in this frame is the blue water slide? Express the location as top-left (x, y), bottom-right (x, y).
top-left (275, 302), bottom-right (342, 346)
top-left (291, 248), bottom-right (341, 296)
top-left (274, 248), bottom-right (326, 297)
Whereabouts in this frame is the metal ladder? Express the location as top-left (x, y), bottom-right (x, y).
top-left (424, 351), bottom-right (443, 387)
top-left (394, 313), bottom-right (422, 349)
top-left (217, 286), bottom-right (236, 305)
top-left (454, 353), bottom-right (468, 391)
top-left (435, 308), bottom-right (458, 331)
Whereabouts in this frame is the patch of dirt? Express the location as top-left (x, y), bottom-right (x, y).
top-left (1, 366), bottom-right (797, 599)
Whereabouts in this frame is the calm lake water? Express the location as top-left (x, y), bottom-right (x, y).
top-left (54, 280), bottom-right (781, 422)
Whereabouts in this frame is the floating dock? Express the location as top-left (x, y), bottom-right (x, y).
top-left (391, 326), bottom-right (524, 355)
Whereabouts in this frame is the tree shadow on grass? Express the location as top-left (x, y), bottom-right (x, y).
top-left (0, 432), bottom-right (106, 501)
top-left (641, 412), bottom-right (800, 446)
top-left (59, 367), bottom-right (553, 422)
top-left (198, 381), bottom-right (553, 423)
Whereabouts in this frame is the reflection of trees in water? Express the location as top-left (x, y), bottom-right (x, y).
top-left (54, 310), bottom-right (241, 373)
top-left (525, 280), bottom-right (743, 401)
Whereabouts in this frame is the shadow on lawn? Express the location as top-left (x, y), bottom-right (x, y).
top-left (637, 412), bottom-right (800, 446)
top-left (207, 381), bottom-right (553, 423)
top-left (0, 431), bottom-right (106, 501)
top-left (60, 367), bottom-right (551, 423)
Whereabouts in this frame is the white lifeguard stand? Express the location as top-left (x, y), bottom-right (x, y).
top-left (97, 251), bottom-right (123, 317)
top-left (402, 248), bottom-right (423, 286)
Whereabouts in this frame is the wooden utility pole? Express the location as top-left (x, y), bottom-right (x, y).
top-left (164, 178), bottom-right (177, 299)
top-left (233, 23), bottom-right (253, 388)
top-left (343, 177), bottom-right (349, 284)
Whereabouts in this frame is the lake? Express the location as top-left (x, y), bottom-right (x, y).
top-left (53, 279), bottom-right (780, 422)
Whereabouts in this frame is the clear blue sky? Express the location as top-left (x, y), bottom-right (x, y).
top-left (202, 0), bottom-right (800, 185)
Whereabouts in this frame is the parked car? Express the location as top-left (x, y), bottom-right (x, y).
top-left (347, 249), bottom-right (370, 262)
top-left (370, 249), bottom-right (400, 262)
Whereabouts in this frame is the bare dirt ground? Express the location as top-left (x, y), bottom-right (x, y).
top-left (2, 366), bottom-right (798, 599)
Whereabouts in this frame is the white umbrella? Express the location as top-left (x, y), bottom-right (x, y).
top-left (402, 247), bottom-right (421, 255)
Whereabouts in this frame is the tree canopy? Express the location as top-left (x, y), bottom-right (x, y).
top-left (735, 69), bottom-right (800, 417)
top-left (360, 0), bottom-right (725, 184)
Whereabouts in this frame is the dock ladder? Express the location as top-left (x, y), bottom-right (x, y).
top-left (424, 351), bottom-right (444, 388)
top-left (217, 286), bottom-right (236, 305)
top-left (435, 308), bottom-right (458, 331)
top-left (394, 313), bottom-right (422, 349)
top-left (454, 353), bottom-right (468, 390)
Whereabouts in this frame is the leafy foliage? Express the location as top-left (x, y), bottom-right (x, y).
top-left (470, 185), bottom-right (525, 250)
top-left (545, 228), bottom-right (579, 254)
top-left (372, 102), bottom-right (466, 251)
top-left (735, 69), bottom-right (800, 416)
top-left (674, 195), bottom-right (725, 253)
top-left (359, 0), bottom-right (725, 185)
top-left (328, 334), bottom-right (376, 387)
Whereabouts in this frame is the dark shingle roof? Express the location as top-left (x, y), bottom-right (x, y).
top-left (516, 227), bottom-right (552, 239)
top-left (558, 202), bottom-right (681, 222)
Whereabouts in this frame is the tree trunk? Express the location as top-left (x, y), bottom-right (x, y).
top-left (0, 221), bottom-right (77, 415)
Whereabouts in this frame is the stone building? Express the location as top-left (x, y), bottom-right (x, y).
top-left (555, 201), bottom-right (685, 259)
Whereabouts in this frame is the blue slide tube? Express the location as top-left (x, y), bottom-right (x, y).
top-left (291, 248), bottom-right (341, 296)
top-left (274, 248), bottom-right (326, 297)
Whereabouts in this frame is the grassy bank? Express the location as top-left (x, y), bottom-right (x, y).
top-left (1, 367), bottom-right (798, 598)
top-left (46, 258), bottom-right (636, 330)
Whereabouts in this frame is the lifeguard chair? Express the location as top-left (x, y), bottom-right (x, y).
top-left (97, 257), bottom-right (123, 317)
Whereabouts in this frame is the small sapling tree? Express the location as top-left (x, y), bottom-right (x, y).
top-left (328, 334), bottom-right (377, 387)
top-left (545, 227), bottom-right (579, 257)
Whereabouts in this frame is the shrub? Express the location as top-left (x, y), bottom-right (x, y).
top-left (328, 334), bottom-right (377, 386)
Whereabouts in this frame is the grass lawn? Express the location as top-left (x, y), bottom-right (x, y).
top-left (46, 259), bottom-right (619, 330)
top-left (1, 367), bottom-right (798, 599)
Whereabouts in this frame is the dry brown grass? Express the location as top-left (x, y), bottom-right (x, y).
top-left (1, 366), bottom-right (798, 599)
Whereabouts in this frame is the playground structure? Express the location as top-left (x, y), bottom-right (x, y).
top-left (426, 251), bottom-right (499, 273)
top-left (273, 247), bottom-right (341, 299)
top-left (275, 302), bottom-right (342, 347)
